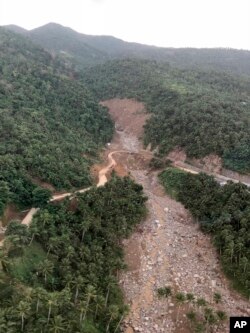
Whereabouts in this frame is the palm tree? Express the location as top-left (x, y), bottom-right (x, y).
top-left (46, 293), bottom-right (58, 324)
top-left (114, 306), bottom-right (129, 333)
top-left (82, 285), bottom-right (96, 321)
top-left (94, 295), bottom-right (105, 319)
top-left (106, 305), bottom-right (119, 332)
top-left (79, 219), bottom-right (91, 242)
top-left (175, 292), bottom-right (186, 323)
top-left (32, 287), bottom-right (46, 314)
top-left (78, 300), bottom-right (87, 325)
top-left (105, 276), bottom-right (116, 308)
top-left (46, 237), bottom-right (59, 256)
top-left (16, 300), bottom-right (31, 331)
top-left (28, 224), bottom-right (40, 246)
top-left (49, 315), bottom-right (67, 333)
top-left (72, 276), bottom-right (85, 303)
top-left (37, 259), bottom-right (54, 283)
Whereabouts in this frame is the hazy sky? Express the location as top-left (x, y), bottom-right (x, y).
top-left (1, 0), bottom-right (250, 50)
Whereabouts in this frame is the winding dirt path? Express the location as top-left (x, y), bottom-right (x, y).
top-left (100, 98), bottom-right (250, 333)
top-left (0, 150), bottom-right (130, 246)
top-left (1, 98), bottom-right (249, 333)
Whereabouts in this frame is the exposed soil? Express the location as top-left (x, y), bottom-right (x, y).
top-left (101, 98), bottom-right (150, 140)
top-left (1, 97), bottom-right (249, 331)
top-left (101, 98), bottom-right (250, 333)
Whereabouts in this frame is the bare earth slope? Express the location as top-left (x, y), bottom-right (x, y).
top-left (102, 99), bottom-right (250, 333)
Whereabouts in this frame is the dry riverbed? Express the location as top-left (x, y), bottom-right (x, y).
top-left (101, 98), bottom-right (250, 333)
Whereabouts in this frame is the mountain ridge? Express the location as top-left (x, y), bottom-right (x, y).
top-left (3, 22), bottom-right (250, 74)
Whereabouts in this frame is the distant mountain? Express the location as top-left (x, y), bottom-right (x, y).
top-left (4, 22), bottom-right (250, 74)
top-left (3, 24), bottom-right (27, 35)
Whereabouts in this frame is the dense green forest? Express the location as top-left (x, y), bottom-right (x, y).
top-left (82, 58), bottom-right (250, 173)
top-left (0, 28), bottom-right (113, 214)
top-left (5, 23), bottom-right (250, 75)
top-left (160, 168), bottom-right (250, 297)
top-left (0, 176), bottom-right (147, 332)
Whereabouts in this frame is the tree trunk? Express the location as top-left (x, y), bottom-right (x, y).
top-left (29, 233), bottom-right (35, 246)
top-left (80, 310), bottom-right (84, 324)
top-left (83, 297), bottom-right (90, 322)
top-left (114, 315), bottom-right (124, 333)
top-left (106, 315), bottom-right (113, 332)
top-left (36, 299), bottom-right (40, 314)
top-left (105, 286), bottom-right (110, 308)
top-left (47, 305), bottom-right (51, 324)
top-left (21, 315), bottom-right (24, 332)
top-left (74, 287), bottom-right (79, 303)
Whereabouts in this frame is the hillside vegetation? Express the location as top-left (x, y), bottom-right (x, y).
top-left (82, 59), bottom-right (250, 174)
top-left (0, 177), bottom-right (147, 332)
top-left (160, 168), bottom-right (250, 298)
top-left (0, 28), bottom-right (113, 214)
top-left (4, 23), bottom-right (250, 75)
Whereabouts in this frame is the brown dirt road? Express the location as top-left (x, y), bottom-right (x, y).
top-left (101, 98), bottom-right (250, 333)
top-left (0, 98), bottom-right (249, 332)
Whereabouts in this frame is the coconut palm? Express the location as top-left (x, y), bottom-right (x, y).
top-left (106, 305), bottom-right (119, 333)
top-left (32, 287), bottom-right (47, 314)
top-left (114, 306), bottom-right (129, 333)
top-left (46, 293), bottom-right (58, 324)
top-left (82, 285), bottom-right (96, 321)
top-left (28, 224), bottom-right (40, 246)
top-left (78, 300), bottom-right (87, 325)
top-left (48, 315), bottom-right (67, 333)
top-left (16, 300), bottom-right (31, 332)
top-left (37, 259), bottom-right (54, 283)
top-left (72, 276), bottom-right (85, 303)
top-left (94, 295), bottom-right (105, 319)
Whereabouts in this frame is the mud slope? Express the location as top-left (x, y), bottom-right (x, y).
top-left (102, 98), bottom-right (250, 333)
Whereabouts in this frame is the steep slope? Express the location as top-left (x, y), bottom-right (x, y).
top-left (3, 24), bottom-right (27, 35)
top-left (0, 28), bottom-right (113, 214)
top-left (4, 23), bottom-right (250, 75)
top-left (82, 59), bottom-right (250, 174)
top-left (28, 23), bottom-right (108, 67)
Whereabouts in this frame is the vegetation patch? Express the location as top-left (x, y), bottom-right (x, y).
top-left (160, 168), bottom-right (250, 298)
top-left (0, 27), bottom-right (113, 215)
top-left (0, 176), bottom-right (147, 332)
top-left (83, 59), bottom-right (250, 174)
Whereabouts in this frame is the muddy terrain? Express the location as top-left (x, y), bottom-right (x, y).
top-left (101, 98), bottom-right (250, 333)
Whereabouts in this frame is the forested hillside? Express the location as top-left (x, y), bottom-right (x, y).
top-left (0, 28), bottom-right (113, 215)
top-left (0, 177), bottom-right (147, 332)
top-left (160, 168), bottom-right (250, 297)
top-left (82, 59), bottom-right (250, 174)
top-left (4, 23), bottom-right (250, 75)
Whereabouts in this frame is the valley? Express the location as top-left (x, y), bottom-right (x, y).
top-left (99, 99), bottom-right (250, 333)
top-left (0, 23), bottom-right (250, 333)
